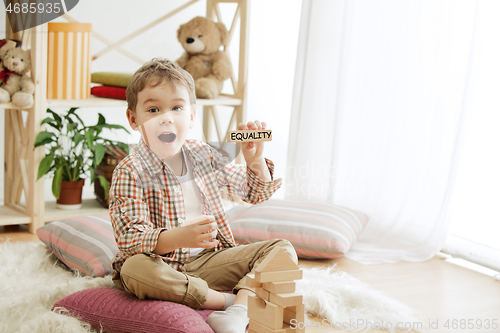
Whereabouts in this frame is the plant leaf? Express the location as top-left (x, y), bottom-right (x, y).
top-left (41, 117), bottom-right (54, 125)
top-left (34, 131), bottom-right (55, 148)
top-left (90, 168), bottom-right (95, 184)
top-left (98, 113), bottom-right (105, 125)
top-left (103, 124), bottom-right (130, 133)
top-left (67, 122), bottom-right (78, 132)
top-left (52, 166), bottom-right (64, 199)
top-left (47, 109), bottom-right (62, 127)
top-left (85, 130), bottom-right (95, 150)
top-left (97, 175), bottom-right (109, 199)
top-left (37, 155), bottom-right (54, 180)
top-left (94, 143), bottom-right (106, 166)
top-left (71, 109), bottom-right (86, 128)
top-left (73, 132), bottom-right (84, 146)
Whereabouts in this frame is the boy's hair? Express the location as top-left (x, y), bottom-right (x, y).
top-left (126, 58), bottom-right (196, 112)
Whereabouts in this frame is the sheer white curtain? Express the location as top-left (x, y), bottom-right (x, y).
top-left (287, 0), bottom-right (477, 264)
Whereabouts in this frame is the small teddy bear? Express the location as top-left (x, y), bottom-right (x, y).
top-left (0, 43), bottom-right (34, 107)
top-left (176, 16), bottom-right (232, 99)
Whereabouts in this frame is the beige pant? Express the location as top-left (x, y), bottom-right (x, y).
top-left (113, 239), bottom-right (297, 309)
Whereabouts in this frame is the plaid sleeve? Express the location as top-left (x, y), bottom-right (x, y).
top-left (243, 158), bottom-right (282, 204)
top-left (211, 144), bottom-right (282, 203)
top-left (109, 166), bottom-right (165, 256)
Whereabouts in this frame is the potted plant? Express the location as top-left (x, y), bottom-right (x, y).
top-left (34, 107), bottom-right (129, 209)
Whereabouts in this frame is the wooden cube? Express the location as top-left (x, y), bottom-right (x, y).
top-left (255, 287), bottom-right (271, 301)
top-left (262, 281), bottom-right (296, 294)
top-left (255, 269), bottom-right (303, 283)
top-left (249, 320), bottom-right (295, 333)
top-left (269, 293), bottom-right (303, 307)
top-left (283, 303), bottom-right (305, 326)
top-left (248, 296), bottom-right (284, 330)
top-left (246, 273), bottom-right (262, 288)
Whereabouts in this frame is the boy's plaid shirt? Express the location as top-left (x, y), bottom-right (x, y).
top-left (109, 139), bottom-right (282, 273)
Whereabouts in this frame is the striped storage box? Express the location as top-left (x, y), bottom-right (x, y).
top-left (47, 22), bottom-right (92, 99)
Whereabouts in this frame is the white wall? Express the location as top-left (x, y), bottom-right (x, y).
top-left (0, 0), bottom-right (301, 204)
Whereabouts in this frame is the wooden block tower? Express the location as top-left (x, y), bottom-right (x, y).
top-left (246, 247), bottom-right (306, 333)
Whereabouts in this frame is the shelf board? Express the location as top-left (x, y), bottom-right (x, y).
top-left (0, 102), bottom-right (34, 110)
top-left (0, 205), bottom-right (32, 226)
top-left (47, 95), bottom-right (127, 108)
top-left (44, 199), bottom-right (108, 222)
top-left (2, 95), bottom-right (241, 110)
top-left (45, 95), bottom-right (242, 108)
top-left (197, 96), bottom-right (242, 106)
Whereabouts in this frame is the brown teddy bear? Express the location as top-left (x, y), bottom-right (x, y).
top-left (177, 16), bottom-right (232, 99)
top-left (0, 43), bottom-right (34, 107)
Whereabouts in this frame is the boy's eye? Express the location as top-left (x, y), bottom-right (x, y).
top-left (173, 106), bottom-right (184, 112)
top-left (148, 107), bottom-right (159, 113)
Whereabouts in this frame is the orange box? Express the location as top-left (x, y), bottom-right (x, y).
top-left (47, 22), bottom-right (92, 99)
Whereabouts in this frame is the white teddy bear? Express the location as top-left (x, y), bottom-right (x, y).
top-left (0, 44), bottom-right (34, 107)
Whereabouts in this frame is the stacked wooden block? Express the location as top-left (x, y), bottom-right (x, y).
top-left (246, 248), bottom-right (305, 333)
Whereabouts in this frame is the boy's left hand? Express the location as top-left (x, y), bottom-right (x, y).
top-left (238, 120), bottom-right (272, 181)
top-left (238, 120), bottom-right (266, 164)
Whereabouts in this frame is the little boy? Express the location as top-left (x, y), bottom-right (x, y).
top-left (109, 58), bottom-right (297, 333)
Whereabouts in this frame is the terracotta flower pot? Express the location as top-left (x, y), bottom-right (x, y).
top-left (56, 179), bottom-right (85, 210)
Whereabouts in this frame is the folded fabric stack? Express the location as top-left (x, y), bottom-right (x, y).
top-left (90, 72), bottom-right (134, 100)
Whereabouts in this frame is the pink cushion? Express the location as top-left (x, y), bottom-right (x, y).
top-left (227, 199), bottom-right (369, 259)
top-left (52, 287), bottom-right (215, 333)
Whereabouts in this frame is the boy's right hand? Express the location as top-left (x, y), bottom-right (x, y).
top-left (153, 215), bottom-right (219, 255)
top-left (177, 215), bottom-right (219, 249)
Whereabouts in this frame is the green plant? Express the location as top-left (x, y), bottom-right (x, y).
top-left (34, 107), bottom-right (130, 200)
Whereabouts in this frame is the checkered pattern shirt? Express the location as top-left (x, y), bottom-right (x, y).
top-left (109, 139), bottom-right (282, 274)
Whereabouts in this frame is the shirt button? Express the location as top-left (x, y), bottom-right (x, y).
top-left (178, 218), bottom-right (184, 224)
top-left (181, 248), bottom-right (188, 254)
top-left (174, 187), bottom-right (181, 194)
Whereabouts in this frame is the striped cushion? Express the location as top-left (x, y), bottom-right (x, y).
top-left (37, 214), bottom-right (118, 277)
top-left (227, 200), bottom-right (369, 259)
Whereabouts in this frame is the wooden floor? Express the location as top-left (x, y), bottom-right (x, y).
top-left (1, 227), bottom-right (499, 333)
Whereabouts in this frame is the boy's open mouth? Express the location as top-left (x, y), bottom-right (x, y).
top-left (158, 133), bottom-right (176, 143)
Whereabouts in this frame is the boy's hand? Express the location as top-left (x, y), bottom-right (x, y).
top-left (238, 120), bottom-right (272, 181)
top-left (153, 215), bottom-right (219, 255)
top-left (238, 121), bottom-right (266, 163)
top-left (178, 215), bottom-right (219, 249)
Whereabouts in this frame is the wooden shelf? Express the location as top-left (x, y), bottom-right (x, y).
top-left (44, 199), bottom-right (108, 222)
top-left (0, 205), bottom-right (32, 226)
top-left (2, 96), bottom-right (241, 110)
top-left (45, 95), bottom-right (242, 108)
top-left (0, 200), bottom-right (107, 226)
top-left (47, 95), bottom-right (127, 108)
top-left (3, 1), bottom-right (249, 233)
top-left (0, 102), bottom-right (33, 110)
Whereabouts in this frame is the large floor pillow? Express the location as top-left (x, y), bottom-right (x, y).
top-left (36, 214), bottom-right (118, 277)
top-left (53, 287), bottom-right (215, 333)
top-left (226, 199), bottom-right (369, 259)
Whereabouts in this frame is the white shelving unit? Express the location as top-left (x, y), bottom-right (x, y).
top-left (1, 0), bottom-right (249, 233)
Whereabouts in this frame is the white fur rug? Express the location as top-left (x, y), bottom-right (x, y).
top-left (0, 241), bottom-right (421, 332)
top-left (298, 267), bottom-right (422, 331)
